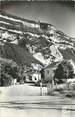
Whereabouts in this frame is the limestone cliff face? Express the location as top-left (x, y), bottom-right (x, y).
top-left (0, 11), bottom-right (75, 66)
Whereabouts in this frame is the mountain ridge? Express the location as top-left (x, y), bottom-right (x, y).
top-left (0, 11), bottom-right (75, 66)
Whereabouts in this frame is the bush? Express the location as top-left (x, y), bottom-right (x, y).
top-left (65, 91), bottom-right (75, 98)
top-left (54, 88), bottom-right (63, 92)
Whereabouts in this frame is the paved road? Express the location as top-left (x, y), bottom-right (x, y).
top-left (0, 83), bottom-right (75, 117)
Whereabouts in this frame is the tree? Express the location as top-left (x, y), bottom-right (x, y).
top-left (54, 60), bottom-right (74, 83)
top-left (0, 61), bottom-right (18, 86)
top-left (18, 38), bottom-right (27, 48)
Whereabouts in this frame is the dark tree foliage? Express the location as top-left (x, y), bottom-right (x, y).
top-left (18, 38), bottom-right (27, 48)
top-left (54, 60), bottom-right (74, 83)
top-left (0, 62), bottom-right (18, 86)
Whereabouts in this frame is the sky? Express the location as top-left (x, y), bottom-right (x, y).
top-left (1, 1), bottom-right (75, 38)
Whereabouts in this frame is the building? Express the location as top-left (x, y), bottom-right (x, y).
top-left (24, 63), bottom-right (42, 83)
top-left (32, 72), bottom-right (41, 83)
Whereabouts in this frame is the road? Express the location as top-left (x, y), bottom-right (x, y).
top-left (0, 83), bottom-right (75, 117)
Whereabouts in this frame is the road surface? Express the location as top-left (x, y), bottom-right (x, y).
top-left (0, 83), bottom-right (75, 117)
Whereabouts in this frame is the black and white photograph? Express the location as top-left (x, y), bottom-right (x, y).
top-left (0, 0), bottom-right (75, 117)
